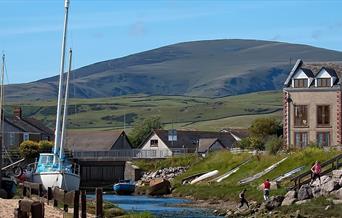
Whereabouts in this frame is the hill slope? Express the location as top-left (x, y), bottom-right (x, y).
top-left (6, 39), bottom-right (342, 100)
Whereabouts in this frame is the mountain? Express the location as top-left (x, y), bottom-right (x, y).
top-left (6, 39), bottom-right (342, 101)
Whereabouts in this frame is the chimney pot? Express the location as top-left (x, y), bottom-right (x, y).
top-left (14, 107), bottom-right (22, 118)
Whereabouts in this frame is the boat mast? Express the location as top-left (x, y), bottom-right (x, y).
top-left (0, 54), bottom-right (4, 188)
top-left (53, 0), bottom-right (70, 164)
top-left (59, 48), bottom-right (72, 161)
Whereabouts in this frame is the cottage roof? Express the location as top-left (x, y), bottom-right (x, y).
top-left (5, 116), bottom-right (43, 133)
top-left (197, 138), bottom-right (225, 153)
top-left (299, 68), bottom-right (314, 77)
top-left (22, 117), bottom-right (54, 135)
top-left (284, 60), bottom-right (342, 87)
top-left (144, 129), bottom-right (236, 150)
top-left (66, 130), bottom-right (131, 151)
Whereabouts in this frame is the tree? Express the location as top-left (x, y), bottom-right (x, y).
top-left (265, 135), bottom-right (283, 155)
top-left (38, 140), bottom-right (53, 153)
top-left (19, 140), bottom-right (40, 159)
top-left (129, 116), bottom-right (162, 147)
top-left (249, 117), bottom-right (281, 138)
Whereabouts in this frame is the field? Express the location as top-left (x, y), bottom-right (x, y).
top-left (6, 91), bottom-right (282, 131)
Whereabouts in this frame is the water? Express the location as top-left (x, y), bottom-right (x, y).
top-left (89, 194), bottom-right (218, 218)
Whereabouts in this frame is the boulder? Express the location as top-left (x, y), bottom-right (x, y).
top-left (331, 188), bottom-right (342, 199)
top-left (295, 199), bottom-right (311, 205)
top-left (311, 186), bottom-right (323, 198)
top-left (339, 177), bottom-right (342, 187)
top-left (332, 199), bottom-right (342, 204)
top-left (332, 170), bottom-right (342, 179)
top-left (281, 190), bottom-right (297, 206)
top-left (298, 184), bottom-right (313, 200)
top-left (263, 195), bottom-right (284, 210)
top-left (311, 175), bottom-right (331, 187)
top-left (321, 180), bottom-right (339, 193)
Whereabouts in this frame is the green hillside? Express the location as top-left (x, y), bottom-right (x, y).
top-left (7, 91), bottom-right (282, 130)
top-left (5, 39), bottom-right (342, 101)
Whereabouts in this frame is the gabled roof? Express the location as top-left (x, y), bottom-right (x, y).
top-left (5, 116), bottom-right (43, 133)
top-left (142, 129), bottom-right (236, 150)
top-left (66, 130), bottom-right (131, 151)
top-left (284, 59), bottom-right (303, 86)
top-left (318, 67), bottom-right (338, 78)
top-left (299, 68), bottom-right (314, 78)
top-left (21, 117), bottom-right (54, 135)
top-left (197, 138), bottom-right (225, 153)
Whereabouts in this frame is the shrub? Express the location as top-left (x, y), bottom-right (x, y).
top-left (236, 136), bottom-right (264, 150)
top-left (19, 140), bottom-right (40, 159)
top-left (38, 140), bottom-right (54, 153)
top-left (249, 117), bottom-right (281, 137)
top-left (265, 135), bottom-right (283, 155)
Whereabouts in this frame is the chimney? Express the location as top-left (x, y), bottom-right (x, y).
top-left (14, 107), bottom-right (22, 119)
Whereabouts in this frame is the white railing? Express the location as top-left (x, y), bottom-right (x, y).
top-left (72, 148), bottom-right (190, 160)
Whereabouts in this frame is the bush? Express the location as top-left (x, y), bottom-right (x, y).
top-left (249, 117), bottom-right (281, 137)
top-left (237, 137), bottom-right (251, 149)
top-left (19, 140), bottom-right (40, 159)
top-left (38, 140), bottom-right (53, 153)
top-left (265, 135), bottom-right (283, 154)
top-left (236, 136), bottom-right (264, 150)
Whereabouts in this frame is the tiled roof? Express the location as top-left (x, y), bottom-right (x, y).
top-left (66, 130), bottom-right (130, 151)
top-left (197, 138), bottom-right (225, 153)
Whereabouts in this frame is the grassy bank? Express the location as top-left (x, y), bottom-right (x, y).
top-left (169, 147), bottom-right (340, 201)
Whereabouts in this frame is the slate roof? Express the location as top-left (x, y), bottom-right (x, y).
top-left (66, 130), bottom-right (131, 151)
top-left (143, 129), bottom-right (237, 150)
top-left (22, 117), bottom-right (54, 135)
top-left (284, 60), bottom-right (342, 88)
top-left (5, 116), bottom-right (44, 133)
top-left (197, 138), bottom-right (225, 153)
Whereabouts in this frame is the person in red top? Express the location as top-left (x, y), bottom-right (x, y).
top-left (310, 161), bottom-right (321, 186)
top-left (263, 179), bottom-right (271, 201)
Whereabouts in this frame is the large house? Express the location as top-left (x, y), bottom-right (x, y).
top-left (139, 129), bottom-right (242, 158)
top-left (283, 60), bottom-right (342, 148)
top-left (2, 107), bottom-right (54, 151)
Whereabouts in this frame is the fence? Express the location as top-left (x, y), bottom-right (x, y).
top-left (72, 148), bottom-right (190, 160)
top-left (19, 182), bottom-right (105, 218)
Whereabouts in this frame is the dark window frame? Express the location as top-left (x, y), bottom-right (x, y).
top-left (316, 132), bottom-right (330, 147)
top-left (316, 78), bottom-right (331, 87)
top-left (294, 132), bottom-right (308, 148)
top-left (293, 79), bottom-right (308, 88)
top-left (150, 139), bottom-right (158, 147)
top-left (317, 105), bottom-right (330, 127)
top-left (294, 105), bottom-right (309, 127)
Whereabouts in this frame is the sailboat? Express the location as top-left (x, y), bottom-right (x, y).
top-left (32, 0), bottom-right (80, 191)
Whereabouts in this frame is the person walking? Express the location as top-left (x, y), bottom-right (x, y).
top-left (238, 188), bottom-right (249, 208)
top-left (310, 161), bottom-right (321, 186)
top-left (263, 179), bottom-right (271, 201)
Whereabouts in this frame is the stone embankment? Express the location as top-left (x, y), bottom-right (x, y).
top-left (138, 166), bottom-right (188, 184)
top-left (211, 169), bottom-right (342, 217)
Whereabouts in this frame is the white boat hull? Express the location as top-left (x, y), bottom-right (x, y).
top-left (190, 170), bottom-right (219, 184)
top-left (32, 171), bottom-right (80, 191)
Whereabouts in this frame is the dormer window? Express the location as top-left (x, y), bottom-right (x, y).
top-left (293, 79), bottom-right (308, 88)
top-left (316, 78), bottom-right (331, 87)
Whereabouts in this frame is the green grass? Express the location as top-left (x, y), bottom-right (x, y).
top-left (5, 91), bottom-right (282, 130)
top-left (276, 197), bottom-right (342, 218)
top-left (170, 147), bottom-right (341, 201)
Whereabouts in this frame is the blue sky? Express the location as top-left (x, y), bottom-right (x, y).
top-left (0, 0), bottom-right (341, 84)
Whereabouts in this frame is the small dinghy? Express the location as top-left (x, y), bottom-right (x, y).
top-left (190, 170), bottom-right (219, 184)
top-left (113, 180), bottom-right (135, 195)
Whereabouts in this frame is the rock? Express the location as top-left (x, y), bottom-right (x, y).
top-left (263, 195), bottom-right (284, 210)
top-left (325, 205), bottom-right (331, 210)
top-left (282, 190), bottom-right (297, 204)
top-left (332, 170), bottom-right (342, 179)
top-left (339, 177), bottom-right (342, 187)
top-left (332, 199), bottom-right (342, 204)
top-left (331, 188), bottom-right (342, 199)
top-left (321, 180), bottom-right (339, 193)
top-left (311, 175), bottom-right (331, 187)
top-left (295, 199), bottom-right (310, 205)
top-left (311, 186), bottom-right (323, 198)
top-left (298, 184), bottom-right (313, 200)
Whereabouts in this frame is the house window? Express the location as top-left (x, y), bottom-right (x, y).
top-left (294, 105), bottom-right (308, 127)
top-left (150, 139), bottom-right (158, 147)
top-left (294, 132), bottom-right (308, 147)
top-left (317, 78), bottom-right (331, 87)
top-left (294, 79), bottom-right (308, 88)
top-left (317, 132), bottom-right (330, 147)
top-left (23, 132), bottom-right (30, 141)
top-left (317, 105), bottom-right (330, 126)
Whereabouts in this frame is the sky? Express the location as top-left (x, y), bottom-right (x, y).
top-left (0, 0), bottom-right (341, 84)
